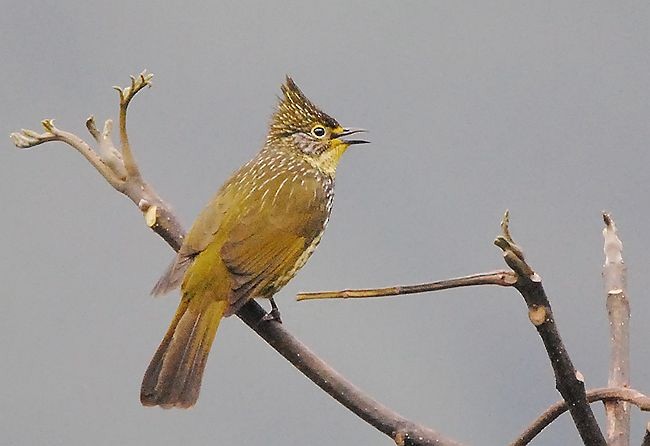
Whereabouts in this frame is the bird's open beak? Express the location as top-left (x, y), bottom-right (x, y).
top-left (337, 128), bottom-right (369, 145)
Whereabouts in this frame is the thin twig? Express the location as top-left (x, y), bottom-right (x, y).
top-left (495, 211), bottom-right (606, 446)
top-left (602, 212), bottom-right (631, 446)
top-left (86, 116), bottom-right (127, 179)
top-left (12, 120), bottom-right (125, 190)
top-left (296, 270), bottom-right (517, 301)
top-left (113, 71), bottom-right (152, 181)
top-left (511, 387), bottom-right (650, 446)
top-left (10, 72), bottom-right (462, 446)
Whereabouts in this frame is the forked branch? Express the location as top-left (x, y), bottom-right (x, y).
top-left (495, 211), bottom-right (606, 446)
top-left (298, 211), bottom-right (610, 445)
top-left (512, 387), bottom-right (650, 446)
top-left (10, 72), bottom-right (461, 446)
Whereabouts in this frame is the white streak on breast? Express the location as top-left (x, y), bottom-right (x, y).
top-left (272, 177), bottom-right (290, 206)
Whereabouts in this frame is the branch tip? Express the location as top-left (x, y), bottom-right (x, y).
top-left (102, 119), bottom-right (113, 137)
top-left (10, 126), bottom-right (57, 149)
top-left (41, 119), bottom-right (55, 132)
top-left (116, 70), bottom-right (154, 105)
top-left (86, 116), bottom-right (100, 140)
top-left (494, 213), bottom-right (535, 278)
top-left (602, 212), bottom-right (623, 265)
top-left (603, 211), bottom-right (613, 227)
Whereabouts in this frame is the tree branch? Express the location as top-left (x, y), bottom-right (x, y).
top-left (602, 212), bottom-right (631, 446)
top-left (113, 72), bottom-right (150, 181)
top-left (296, 271), bottom-right (517, 301)
top-left (511, 387), bottom-right (650, 446)
top-left (237, 303), bottom-right (461, 446)
top-left (10, 72), bottom-right (462, 446)
top-left (494, 211), bottom-right (606, 446)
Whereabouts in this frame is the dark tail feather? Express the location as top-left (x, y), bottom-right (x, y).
top-left (141, 298), bottom-right (227, 408)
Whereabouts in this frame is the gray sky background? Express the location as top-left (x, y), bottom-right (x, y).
top-left (2, 2), bottom-right (650, 445)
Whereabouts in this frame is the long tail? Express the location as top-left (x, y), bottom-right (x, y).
top-left (140, 297), bottom-right (228, 408)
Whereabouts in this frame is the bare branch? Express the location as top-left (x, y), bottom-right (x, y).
top-left (495, 211), bottom-right (606, 446)
top-left (86, 116), bottom-right (127, 178)
top-left (10, 127), bottom-right (58, 147)
top-left (602, 212), bottom-right (631, 446)
top-left (237, 303), bottom-right (462, 446)
top-left (297, 270), bottom-right (517, 301)
top-left (10, 119), bottom-right (125, 190)
top-left (10, 72), bottom-right (462, 446)
top-left (511, 387), bottom-right (650, 446)
top-left (113, 70), bottom-right (153, 181)
top-left (10, 109), bottom-right (183, 250)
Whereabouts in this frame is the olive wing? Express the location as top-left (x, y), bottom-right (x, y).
top-left (220, 174), bottom-right (329, 314)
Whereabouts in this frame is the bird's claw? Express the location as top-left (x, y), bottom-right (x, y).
top-left (261, 308), bottom-right (282, 324)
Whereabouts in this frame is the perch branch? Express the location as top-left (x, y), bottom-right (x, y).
top-left (236, 303), bottom-right (461, 446)
top-left (511, 387), bottom-right (650, 446)
top-left (296, 270), bottom-right (517, 301)
top-left (494, 211), bottom-right (606, 446)
top-left (602, 212), bottom-right (630, 446)
top-left (10, 72), bottom-right (461, 446)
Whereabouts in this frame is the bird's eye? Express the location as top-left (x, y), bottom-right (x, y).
top-left (311, 125), bottom-right (326, 138)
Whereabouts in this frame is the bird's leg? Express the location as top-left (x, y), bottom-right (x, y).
top-left (261, 297), bottom-right (282, 323)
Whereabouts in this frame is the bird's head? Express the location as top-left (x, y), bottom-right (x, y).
top-left (268, 76), bottom-right (367, 175)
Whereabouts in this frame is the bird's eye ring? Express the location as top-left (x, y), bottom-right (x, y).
top-left (311, 125), bottom-right (326, 138)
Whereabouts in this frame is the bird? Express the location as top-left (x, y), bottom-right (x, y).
top-left (140, 76), bottom-right (368, 408)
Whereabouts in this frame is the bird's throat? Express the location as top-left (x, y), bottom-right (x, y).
top-left (311, 143), bottom-right (347, 177)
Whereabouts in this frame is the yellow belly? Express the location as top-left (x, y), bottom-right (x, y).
top-left (271, 229), bottom-right (325, 291)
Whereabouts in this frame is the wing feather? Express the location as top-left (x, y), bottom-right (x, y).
top-left (220, 174), bottom-right (328, 314)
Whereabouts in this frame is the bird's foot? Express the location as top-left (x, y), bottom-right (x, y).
top-left (261, 297), bottom-right (283, 323)
top-left (261, 308), bottom-right (282, 324)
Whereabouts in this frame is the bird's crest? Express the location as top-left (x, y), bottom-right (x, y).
top-left (269, 77), bottom-right (339, 139)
